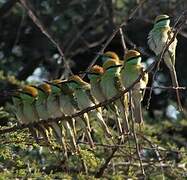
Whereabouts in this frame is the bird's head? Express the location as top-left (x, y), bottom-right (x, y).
top-left (38, 83), bottom-right (51, 95)
top-left (90, 65), bottom-right (104, 74)
top-left (101, 51), bottom-right (120, 63)
top-left (68, 75), bottom-right (89, 89)
top-left (19, 85), bottom-right (38, 102)
top-left (102, 59), bottom-right (122, 74)
top-left (88, 65), bottom-right (104, 80)
top-left (124, 50), bottom-right (141, 64)
top-left (154, 14), bottom-right (170, 26)
top-left (43, 81), bottom-right (61, 95)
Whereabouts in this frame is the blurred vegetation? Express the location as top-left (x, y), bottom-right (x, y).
top-left (0, 0), bottom-right (187, 179)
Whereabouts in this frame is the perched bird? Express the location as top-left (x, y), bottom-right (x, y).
top-left (88, 64), bottom-right (123, 133)
top-left (67, 75), bottom-right (112, 139)
top-left (11, 94), bottom-right (28, 125)
top-left (18, 86), bottom-right (51, 143)
top-left (120, 50), bottom-right (148, 124)
top-left (49, 80), bottom-right (79, 152)
top-left (39, 82), bottom-right (77, 154)
top-left (19, 85), bottom-right (39, 123)
top-left (87, 65), bottom-right (106, 103)
top-left (100, 53), bottom-right (129, 134)
top-left (11, 93), bottom-right (39, 141)
top-left (148, 14), bottom-right (182, 110)
top-left (101, 51), bottom-right (122, 64)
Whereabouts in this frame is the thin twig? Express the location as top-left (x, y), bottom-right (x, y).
top-left (19, 0), bottom-right (73, 75)
top-left (119, 28), bottom-right (127, 56)
top-left (95, 138), bottom-right (122, 178)
top-left (83, 0), bottom-right (148, 77)
top-left (144, 86), bottom-right (186, 90)
top-left (129, 91), bottom-right (146, 177)
top-left (138, 133), bottom-right (165, 177)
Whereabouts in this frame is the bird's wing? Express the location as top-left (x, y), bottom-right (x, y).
top-left (167, 29), bottom-right (177, 65)
top-left (148, 29), bottom-right (158, 51)
top-left (85, 89), bottom-right (97, 105)
top-left (114, 75), bottom-right (127, 106)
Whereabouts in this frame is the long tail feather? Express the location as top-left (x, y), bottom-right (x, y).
top-left (63, 121), bottom-right (78, 153)
top-left (91, 110), bottom-right (112, 138)
top-left (169, 67), bottom-right (183, 111)
top-left (132, 90), bottom-right (143, 124)
top-left (116, 100), bottom-right (129, 133)
top-left (81, 114), bottom-right (95, 148)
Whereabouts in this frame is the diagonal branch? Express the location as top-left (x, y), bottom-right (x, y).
top-left (19, 0), bottom-right (73, 75)
top-left (83, 0), bottom-right (148, 77)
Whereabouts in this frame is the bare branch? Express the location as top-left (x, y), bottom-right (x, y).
top-left (19, 0), bottom-right (73, 75)
top-left (83, 0), bottom-right (148, 77)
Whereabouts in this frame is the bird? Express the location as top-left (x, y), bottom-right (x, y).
top-left (11, 94), bottom-right (28, 125)
top-left (67, 75), bottom-right (112, 139)
top-left (38, 82), bottom-right (77, 155)
top-left (18, 85), bottom-right (51, 144)
top-left (120, 50), bottom-right (148, 124)
top-left (101, 51), bottom-right (122, 64)
top-left (100, 52), bottom-right (129, 134)
top-left (10, 92), bottom-right (40, 141)
top-left (148, 14), bottom-right (182, 111)
top-left (87, 65), bottom-right (106, 103)
top-left (87, 64), bottom-right (124, 133)
top-left (47, 79), bottom-right (79, 153)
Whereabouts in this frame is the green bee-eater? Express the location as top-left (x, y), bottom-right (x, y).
top-left (100, 53), bottom-right (129, 134)
top-left (87, 65), bottom-right (106, 103)
top-left (48, 80), bottom-right (79, 153)
top-left (88, 65), bottom-right (122, 133)
top-left (18, 86), bottom-right (51, 144)
top-left (102, 51), bottom-right (122, 64)
top-left (68, 76), bottom-right (112, 139)
top-left (36, 83), bottom-right (67, 155)
top-left (148, 14), bottom-right (182, 110)
top-left (120, 50), bottom-right (148, 124)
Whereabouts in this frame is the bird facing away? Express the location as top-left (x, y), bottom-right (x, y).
top-left (100, 53), bottom-right (129, 134)
top-left (49, 79), bottom-right (79, 153)
top-left (120, 50), bottom-right (148, 124)
top-left (148, 14), bottom-right (182, 111)
top-left (36, 83), bottom-right (67, 153)
top-left (68, 75), bottom-right (112, 139)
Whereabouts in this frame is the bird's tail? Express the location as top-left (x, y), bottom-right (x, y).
top-left (82, 114), bottom-right (95, 148)
top-left (62, 121), bottom-right (78, 153)
top-left (169, 68), bottom-right (183, 111)
top-left (132, 90), bottom-right (143, 124)
top-left (91, 110), bottom-right (112, 138)
top-left (116, 99), bottom-right (129, 133)
top-left (49, 122), bottom-right (68, 157)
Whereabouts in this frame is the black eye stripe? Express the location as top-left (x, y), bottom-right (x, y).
top-left (155, 17), bottom-right (170, 24)
top-left (126, 55), bottom-right (141, 62)
top-left (106, 65), bottom-right (122, 70)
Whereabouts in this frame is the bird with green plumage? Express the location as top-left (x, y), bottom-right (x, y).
top-left (15, 85), bottom-right (52, 144)
top-left (148, 14), bottom-right (182, 111)
top-left (120, 50), bottom-right (148, 124)
top-left (100, 52), bottom-right (129, 134)
top-left (67, 75), bottom-right (112, 145)
top-left (48, 79), bottom-right (80, 153)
